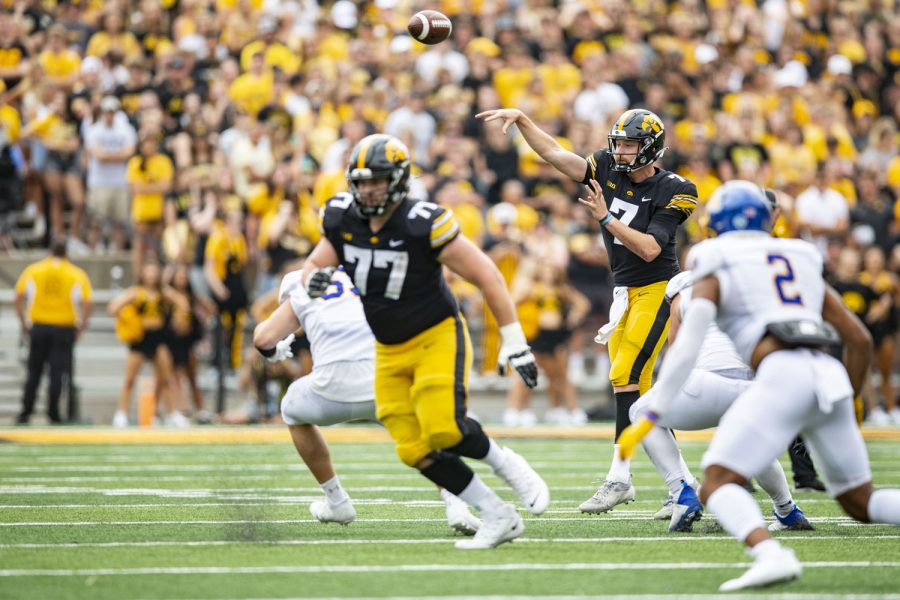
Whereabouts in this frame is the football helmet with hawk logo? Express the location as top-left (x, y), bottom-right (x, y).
top-left (346, 134), bottom-right (411, 217)
top-left (607, 109), bottom-right (667, 173)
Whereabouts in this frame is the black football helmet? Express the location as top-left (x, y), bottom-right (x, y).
top-left (607, 109), bottom-right (667, 173)
top-left (346, 134), bottom-right (411, 217)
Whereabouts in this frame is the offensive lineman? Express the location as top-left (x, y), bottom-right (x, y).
top-left (301, 134), bottom-right (549, 549)
top-left (619, 181), bottom-right (900, 590)
top-left (253, 267), bottom-right (480, 534)
top-left (477, 107), bottom-right (697, 512)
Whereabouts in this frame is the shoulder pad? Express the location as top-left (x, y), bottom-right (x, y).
top-left (321, 193), bottom-right (355, 234)
top-left (685, 239), bottom-right (723, 280)
top-left (278, 269), bottom-right (306, 304)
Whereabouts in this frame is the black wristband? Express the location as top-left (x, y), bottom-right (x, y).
top-left (255, 345), bottom-right (276, 358)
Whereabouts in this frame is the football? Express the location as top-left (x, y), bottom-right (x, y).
top-left (407, 10), bottom-right (452, 45)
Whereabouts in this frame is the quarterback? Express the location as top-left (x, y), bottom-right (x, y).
top-left (301, 134), bottom-right (548, 549)
top-left (478, 107), bottom-right (697, 512)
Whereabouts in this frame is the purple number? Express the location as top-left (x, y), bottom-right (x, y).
top-left (767, 253), bottom-right (803, 305)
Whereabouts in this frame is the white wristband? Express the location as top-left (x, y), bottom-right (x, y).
top-left (499, 322), bottom-right (527, 346)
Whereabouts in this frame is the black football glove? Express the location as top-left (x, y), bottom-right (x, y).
top-left (498, 322), bottom-right (539, 389)
top-left (305, 266), bottom-right (337, 299)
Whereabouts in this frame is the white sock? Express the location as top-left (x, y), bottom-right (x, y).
top-left (457, 475), bottom-right (506, 516)
top-left (482, 438), bottom-right (507, 471)
top-left (749, 538), bottom-right (783, 559)
top-left (320, 475), bottom-right (349, 506)
top-left (643, 427), bottom-right (689, 495)
top-left (607, 444), bottom-right (631, 483)
top-left (678, 454), bottom-right (697, 488)
top-left (868, 489), bottom-right (900, 524)
top-left (755, 460), bottom-right (793, 515)
top-left (706, 482), bottom-right (768, 543)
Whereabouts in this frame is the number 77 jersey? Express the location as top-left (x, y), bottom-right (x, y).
top-left (686, 232), bottom-right (827, 365)
top-left (320, 193), bottom-right (462, 344)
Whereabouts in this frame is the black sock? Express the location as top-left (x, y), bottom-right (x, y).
top-left (419, 451), bottom-right (475, 495)
top-left (445, 417), bottom-right (490, 459)
top-left (615, 390), bottom-right (641, 440)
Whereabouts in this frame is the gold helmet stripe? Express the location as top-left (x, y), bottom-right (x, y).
top-left (356, 136), bottom-right (375, 170)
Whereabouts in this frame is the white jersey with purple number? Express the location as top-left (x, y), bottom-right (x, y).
top-left (686, 232), bottom-right (826, 365)
top-left (677, 284), bottom-right (748, 375)
top-left (278, 269), bottom-right (375, 368)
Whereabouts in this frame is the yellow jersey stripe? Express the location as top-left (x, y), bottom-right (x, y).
top-left (355, 137), bottom-right (374, 169)
top-left (431, 222), bottom-right (460, 248)
top-left (670, 194), bottom-right (698, 202)
top-left (586, 154), bottom-right (597, 178)
top-left (431, 211), bottom-right (453, 230)
top-left (430, 216), bottom-right (457, 242)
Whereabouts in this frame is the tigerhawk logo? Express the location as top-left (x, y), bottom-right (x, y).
top-left (641, 115), bottom-right (662, 133)
top-left (384, 139), bottom-right (408, 162)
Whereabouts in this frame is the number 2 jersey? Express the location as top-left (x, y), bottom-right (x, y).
top-left (686, 232), bottom-right (826, 365)
top-left (321, 193), bottom-right (461, 344)
top-left (583, 148), bottom-right (698, 287)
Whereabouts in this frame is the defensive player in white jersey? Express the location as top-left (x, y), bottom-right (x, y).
top-left (619, 181), bottom-right (900, 591)
top-left (630, 271), bottom-right (813, 534)
top-left (253, 267), bottom-right (481, 534)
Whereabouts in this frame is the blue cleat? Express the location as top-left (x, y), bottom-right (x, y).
top-left (668, 481), bottom-right (703, 532)
top-left (769, 504), bottom-right (814, 531)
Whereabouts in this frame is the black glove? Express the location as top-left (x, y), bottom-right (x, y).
top-left (305, 266), bottom-right (336, 299)
top-left (505, 348), bottom-right (539, 389)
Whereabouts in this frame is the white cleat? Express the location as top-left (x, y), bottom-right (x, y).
top-left (719, 544), bottom-right (802, 591)
top-left (112, 410), bottom-right (129, 428)
top-left (579, 479), bottom-right (635, 513)
top-left (444, 493), bottom-right (481, 536)
top-left (165, 411), bottom-right (191, 428)
top-left (454, 504), bottom-right (523, 549)
top-left (654, 496), bottom-right (675, 520)
top-left (309, 499), bottom-right (356, 525)
top-left (493, 448), bottom-right (550, 515)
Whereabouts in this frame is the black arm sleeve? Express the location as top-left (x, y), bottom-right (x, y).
top-left (645, 209), bottom-right (683, 249)
top-left (255, 345), bottom-right (276, 358)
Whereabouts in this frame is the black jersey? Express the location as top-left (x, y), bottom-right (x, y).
top-left (322, 193), bottom-right (461, 344)
top-left (583, 148), bottom-right (698, 287)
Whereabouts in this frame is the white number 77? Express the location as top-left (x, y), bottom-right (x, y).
top-left (608, 198), bottom-right (638, 245)
top-left (344, 245), bottom-right (409, 300)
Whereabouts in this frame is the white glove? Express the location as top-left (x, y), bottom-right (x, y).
top-left (497, 322), bottom-right (538, 388)
top-left (268, 334), bottom-right (296, 363)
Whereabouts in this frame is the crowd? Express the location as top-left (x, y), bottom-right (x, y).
top-left (2, 0), bottom-right (899, 426)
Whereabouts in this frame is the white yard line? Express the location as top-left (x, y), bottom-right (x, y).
top-left (1, 561), bottom-right (899, 577)
top-left (0, 516), bottom-right (865, 527)
top-left (2, 535), bottom-right (899, 550)
top-left (133, 595), bottom-right (900, 600)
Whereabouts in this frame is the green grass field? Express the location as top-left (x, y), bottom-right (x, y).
top-left (1, 430), bottom-right (899, 599)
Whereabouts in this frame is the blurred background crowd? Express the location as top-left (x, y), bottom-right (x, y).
top-left (1, 0), bottom-right (899, 427)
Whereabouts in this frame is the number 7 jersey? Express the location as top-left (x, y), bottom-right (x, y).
top-left (686, 232), bottom-right (826, 365)
top-left (321, 193), bottom-right (461, 344)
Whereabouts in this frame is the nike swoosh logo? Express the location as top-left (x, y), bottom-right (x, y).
top-left (388, 240), bottom-right (404, 248)
top-left (642, 197), bottom-right (652, 203)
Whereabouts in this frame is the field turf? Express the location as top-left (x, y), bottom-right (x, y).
top-left (1, 427), bottom-right (899, 599)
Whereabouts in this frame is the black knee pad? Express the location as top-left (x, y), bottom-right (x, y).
top-left (445, 416), bottom-right (490, 459)
top-left (419, 451), bottom-right (475, 496)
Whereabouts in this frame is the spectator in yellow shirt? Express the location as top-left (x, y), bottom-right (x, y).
top-left (14, 237), bottom-right (92, 424)
top-left (39, 25), bottom-right (81, 89)
top-left (205, 209), bottom-right (249, 370)
top-left (127, 134), bottom-right (174, 278)
top-left (228, 51), bottom-right (275, 117)
top-left (239, 16), bottom-right (300, 75)
top-left (86, 12), bottom-right (142, 61)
